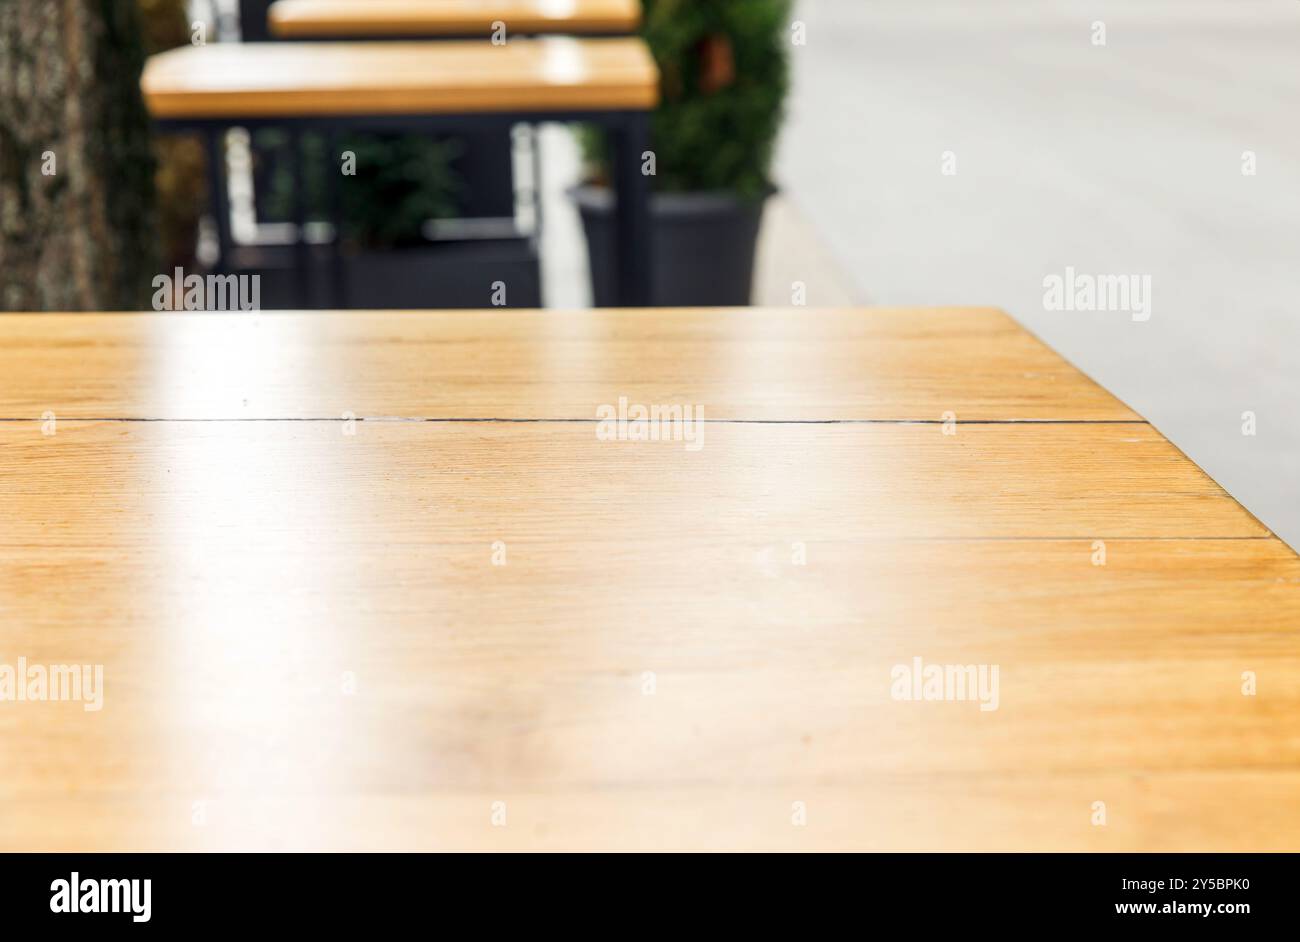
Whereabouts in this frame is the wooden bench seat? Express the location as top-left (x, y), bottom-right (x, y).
top-left (268, 0), bottom-right (642, 39)
top-left (2, 306), bottom-right (1297, 851)
top-left (141, 37), bottom-right (659, 119)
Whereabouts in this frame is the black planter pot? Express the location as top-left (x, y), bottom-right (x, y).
top-left (571, 185), bottom-right (770, 307)
top-left (231, 238), bottom-right (540, 309)
top-left (340, 240), bottom-right (540, 309)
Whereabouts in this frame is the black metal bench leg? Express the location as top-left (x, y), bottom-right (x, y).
top-left (205, 129), bottom-right (232, 275)
top-left (611, 113), bottom-right (653, 307)
top-left (238, 0), bottom-right (271, 41)
top-left (327, 130), bottom-right (346, 308)
top-left (290, 128), bottom-right (311, 309)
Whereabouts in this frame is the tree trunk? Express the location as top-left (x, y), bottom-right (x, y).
top-left (0, 0), bottom-right (157, 311)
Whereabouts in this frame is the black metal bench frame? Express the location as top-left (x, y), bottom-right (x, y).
top-left (156, 109), bottom-right (653, 308)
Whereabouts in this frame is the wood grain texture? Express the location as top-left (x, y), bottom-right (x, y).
top-left (15, 775), bottom-right (1300, 852)
top-left (140, 38), bottom-right (658, 118)
top-left (0, 308), bottom-right (1138, 420)
top-left (0, 421), bottom-right (1267, 541)
top-left (268, 0), bottom-right (642, 38)
top-left (0, 307), bottom-right (1294, 851)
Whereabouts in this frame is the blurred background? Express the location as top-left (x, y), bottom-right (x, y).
top-left (1, 0), bottom-right (1296, 549)
top-left (772, 0), bottom-right (1300, 554)
top-left (603, 0), bottom-right (1300, 553)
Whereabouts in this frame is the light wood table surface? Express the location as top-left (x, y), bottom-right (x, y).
top-left (269, 0), bottom-right (642, 38)
top-left (141, 37), bottom-right (659, 118)
top-left (1, 307), bottom-right (1295, 852)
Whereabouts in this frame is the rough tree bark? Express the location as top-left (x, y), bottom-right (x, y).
top-left (0, 0), bottom-right (157, 310)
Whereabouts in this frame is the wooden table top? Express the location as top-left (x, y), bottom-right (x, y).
top-left (269, 0), bottom-right (642, 38)
top-left (141, 38), bottom-right (658, 119)
top-left (1, 307), bottom-right (1295, 852)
